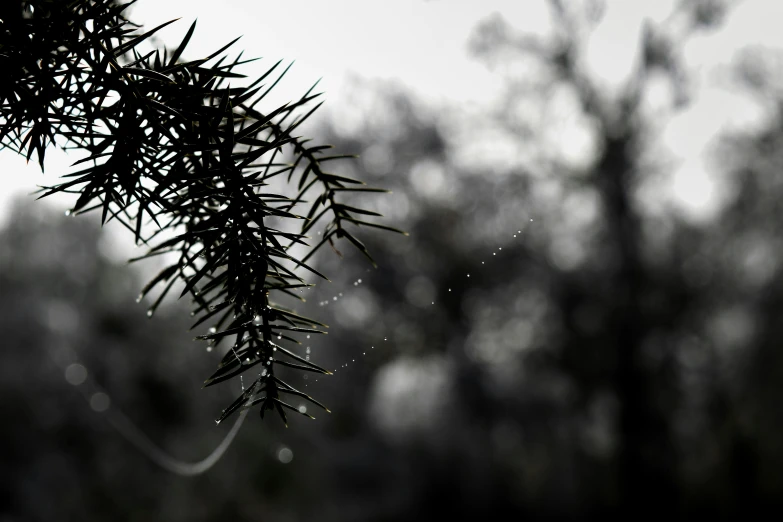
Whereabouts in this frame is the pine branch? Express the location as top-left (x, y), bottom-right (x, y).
top-left (0, 0), bottom-right (404, 425)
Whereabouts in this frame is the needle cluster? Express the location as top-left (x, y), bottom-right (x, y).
top-left (0, 0), bottom-right (404, 425)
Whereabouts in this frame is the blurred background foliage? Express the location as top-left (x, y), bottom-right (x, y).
top-left (4, 0), bottom-right (783, 519)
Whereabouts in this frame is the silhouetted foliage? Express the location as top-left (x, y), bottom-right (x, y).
top-left (0, 0), bottom-right (402, 425)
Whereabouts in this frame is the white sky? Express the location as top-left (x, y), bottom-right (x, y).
top-left (1, 0), bottom-right (781, 229)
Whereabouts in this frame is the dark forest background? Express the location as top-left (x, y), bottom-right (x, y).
top-left (3, 0), bottom-right (783, 519)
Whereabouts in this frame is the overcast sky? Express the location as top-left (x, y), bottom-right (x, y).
top-left (2, 0), bottom-right (782, 228)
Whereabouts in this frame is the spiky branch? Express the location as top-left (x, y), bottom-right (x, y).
top-left (0, 0), bottom-right (404, 425)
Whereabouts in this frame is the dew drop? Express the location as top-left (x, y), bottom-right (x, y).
top-left (333, 296), bottom-right (337, 301)
top-left (64, 363), bottom-right (87, 386)
top-left (146, 310), bottom-right (153, 317)
top-left (306, 335), bottom-right (310, 339)
top-left (278, 447), bottom-right (293, 463)
top-left (306, 347), bottom-right (311, 354)
top-left (206, 346), bottom-right (213, 352)
top-left (64, 210), bottom-right (71, 216)
top-left (209, 327), bottom-right (217, 334)
top-left (90, 392), bottom-right (111, 412)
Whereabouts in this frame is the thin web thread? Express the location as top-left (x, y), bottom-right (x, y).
top-left (44, 220), bottom-right (536, 474)
top-left (102, 404), bottom-right (247, 476)
top-left (50, 350), bottom-right (247, 477)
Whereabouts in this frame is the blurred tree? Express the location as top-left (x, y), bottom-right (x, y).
top-left (296, 0), bottom-right (783, 517)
